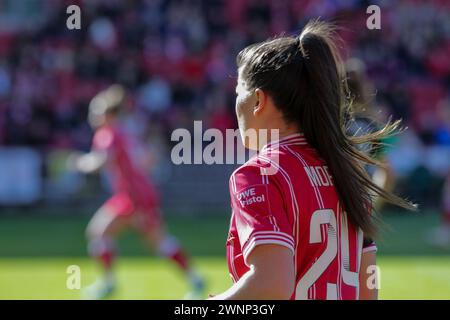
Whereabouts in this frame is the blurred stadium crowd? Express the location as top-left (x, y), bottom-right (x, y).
top-left (0, 0), bottom-right (449, 207)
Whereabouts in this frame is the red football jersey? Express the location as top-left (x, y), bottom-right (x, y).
top-left (226, 133), bottom-right (377, 300)
top-left (92, 125), bottom-right (158, 201)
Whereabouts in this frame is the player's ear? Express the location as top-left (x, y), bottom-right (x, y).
top-left (253, 88), bottom-right (267, 116)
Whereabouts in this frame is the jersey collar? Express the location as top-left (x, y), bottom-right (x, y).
top-left (261, 133), bottom-right (307, 152)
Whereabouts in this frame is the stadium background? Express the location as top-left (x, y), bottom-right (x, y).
top-left (0, 0), bottom-right (449, 299)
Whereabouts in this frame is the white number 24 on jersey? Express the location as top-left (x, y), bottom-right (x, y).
top-left (295, 209), bottom-right (363, 300)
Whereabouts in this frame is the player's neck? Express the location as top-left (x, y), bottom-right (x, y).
top-left (258, 125), bottom-right (302, 151)
top-left (268, 126), bottom-right (301, 144)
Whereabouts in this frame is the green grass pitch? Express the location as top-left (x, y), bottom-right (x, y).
top-left (0, 210), bottom-right (449, 299)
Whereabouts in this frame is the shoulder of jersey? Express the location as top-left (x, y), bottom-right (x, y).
top-left (230, 154), bottom-right (283, 190)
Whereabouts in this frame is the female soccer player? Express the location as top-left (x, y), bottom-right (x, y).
top-left (211, 21), bottom-right (414, 300)
top-left (71, 85), bottom-right (204, 299)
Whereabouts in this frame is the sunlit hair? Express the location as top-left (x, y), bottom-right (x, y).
top-left (237, 20), bottom-right (416, 238)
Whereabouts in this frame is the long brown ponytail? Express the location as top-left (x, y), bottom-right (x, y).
top-left (237, 20), bottom-right (415, 239)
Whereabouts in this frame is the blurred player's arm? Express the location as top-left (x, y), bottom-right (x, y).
top-left (373, 164), bottom-right (396, 211)
top-left (209, 244), bottom-right (294, 300)
top-left (359, 250), bottom-right (378, 300)
top-left (69, 151), bottom-right (107, 174)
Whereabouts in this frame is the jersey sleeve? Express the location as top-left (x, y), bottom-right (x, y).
top-left (230, 164), bottom-right (295, 266)
top-left (362, 237), bottom-right (377, 253)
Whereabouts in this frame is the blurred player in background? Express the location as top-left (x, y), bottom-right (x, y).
top-left (211, 21), bottom-right (414, 300)
top-left (70, 85), bottom-right (204, 299)
top-left (345, 58), bottom-right (397, 211)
